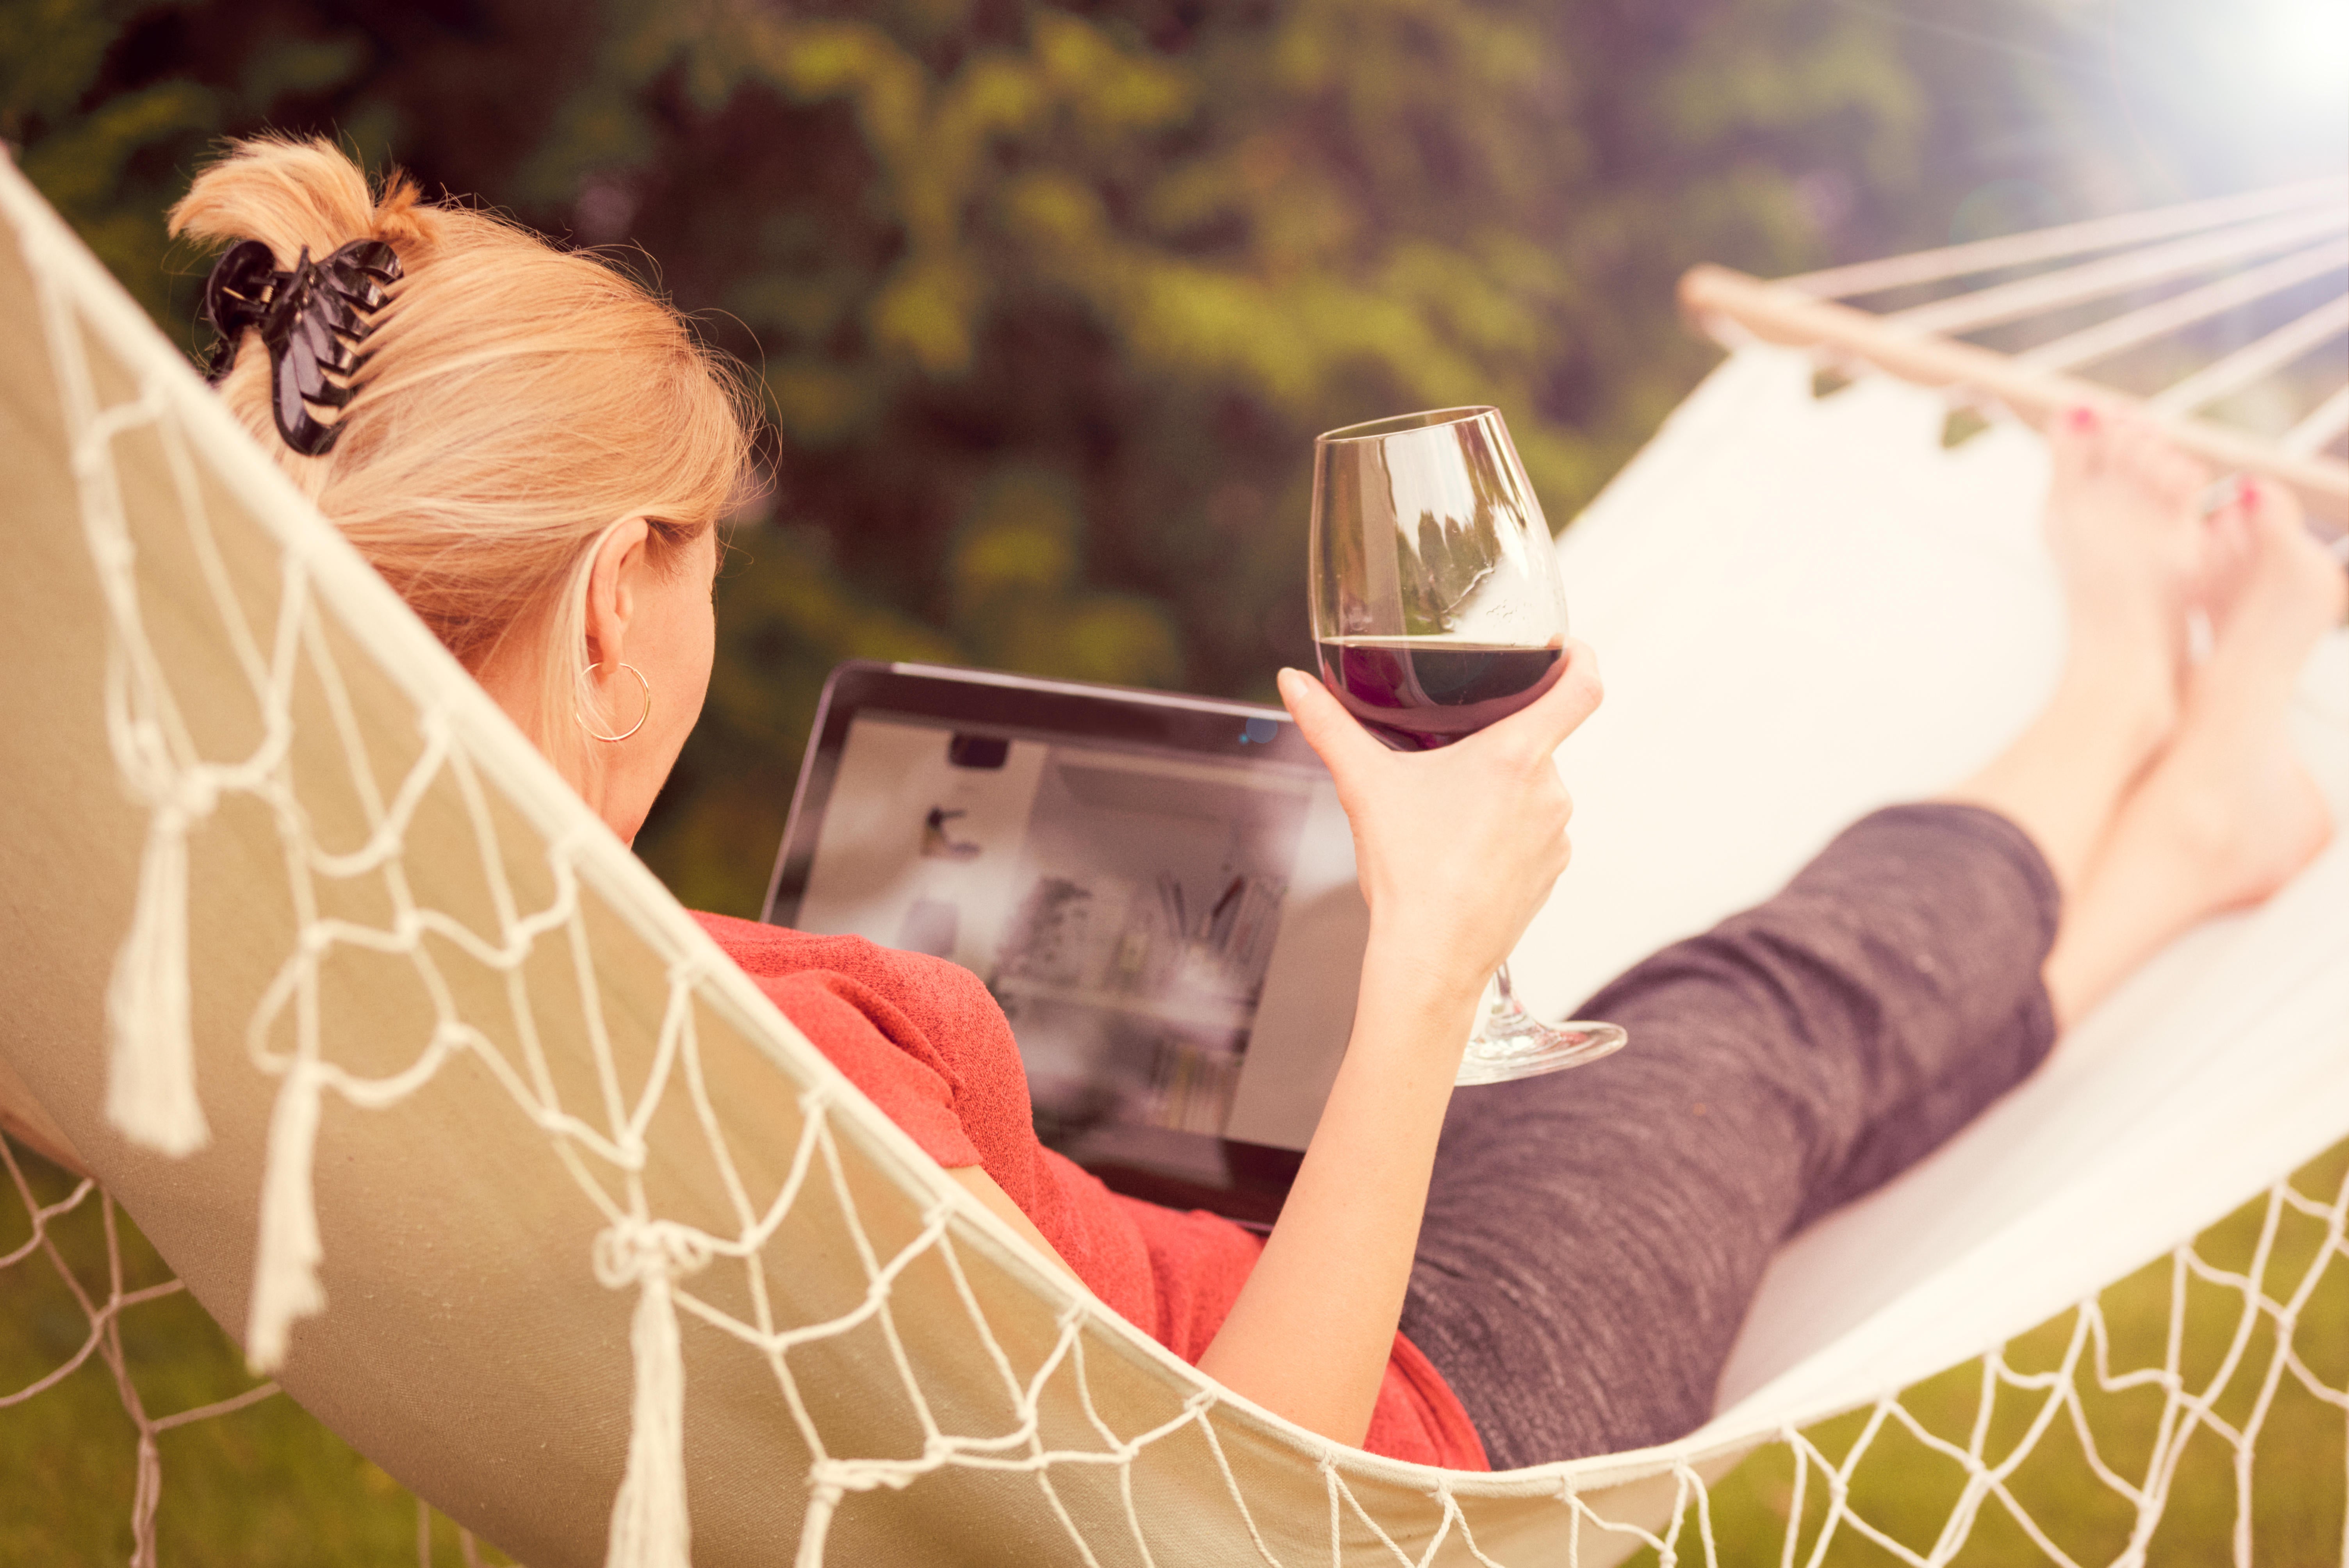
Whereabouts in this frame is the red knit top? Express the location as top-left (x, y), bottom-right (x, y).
top-left (697, 912), bottom-right (1488, 1471)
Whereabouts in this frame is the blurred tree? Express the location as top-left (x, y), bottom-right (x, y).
top-left (10, 0), bottom-right (2318, 912)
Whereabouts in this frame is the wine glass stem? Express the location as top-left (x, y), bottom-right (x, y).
top-left (1492, 960), bottom-right (1525, 1019)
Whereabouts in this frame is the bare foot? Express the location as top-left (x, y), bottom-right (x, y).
top-left (2041, 405), bottom-right (2211, 747)
top-left (1946, 410), bottom-right (2215, 896)
top-left (2141, 477), bottom-right (2344, 909)
top-left (2045, 478), bottom-right (2343, 1024)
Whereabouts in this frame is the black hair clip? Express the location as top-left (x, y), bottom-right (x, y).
top-left (201, 236), bottom-right (403, 456)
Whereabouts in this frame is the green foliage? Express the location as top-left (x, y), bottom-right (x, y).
top-left (0, 1146), bottom-right (512, 1565)
top-left (4, 0), bottom-right (2325, 914)
top-left (3, 0), bottom-right (207, 319)
top-left (1, 0), bottom-right (1978, 914)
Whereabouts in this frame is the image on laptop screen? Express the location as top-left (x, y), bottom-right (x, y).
top-left (774, 668), bottom-right (1369, 1211)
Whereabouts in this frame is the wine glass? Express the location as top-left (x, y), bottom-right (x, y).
top-left (1308, 405), bottom-right (1627, 1085)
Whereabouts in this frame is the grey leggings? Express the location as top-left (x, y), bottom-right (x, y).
top-left (1399, 804), bottom-right (2061, 1469)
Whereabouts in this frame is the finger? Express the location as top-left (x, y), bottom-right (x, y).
top-left (1276, 667), bottom-right (1388, 777)
top-left (1482, 638), bottom-right (1604, 756)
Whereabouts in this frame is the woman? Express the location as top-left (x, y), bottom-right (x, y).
top-left (169, 138), bottom-right (2342, 1472)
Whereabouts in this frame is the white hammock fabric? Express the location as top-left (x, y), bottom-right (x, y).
top-left (1, 145), bottom-right (2345, 1566)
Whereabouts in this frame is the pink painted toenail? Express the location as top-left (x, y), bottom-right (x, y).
top-left (2239, 475), bottom-right (2261, 512)
top-left (2067, 405), bottom-right (2098, 432)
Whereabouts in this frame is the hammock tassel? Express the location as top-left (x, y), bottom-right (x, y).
top-left (598, 1219), bottom-right (702, 1568)
top-left (104, 806), bottom-right (210, 1156)
top-left (245, 1062), bottom-right (326, 1372)
top-left (128, 1427), bottom-right (162, 1568)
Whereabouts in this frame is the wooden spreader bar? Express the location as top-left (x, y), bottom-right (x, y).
top-left (1679, 263), bottom-right (2349, 527)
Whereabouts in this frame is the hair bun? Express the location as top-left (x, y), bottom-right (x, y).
top-left (169, 137), bottom-right (436, 278)
top-left (366, 169), bottom-right (431, 251)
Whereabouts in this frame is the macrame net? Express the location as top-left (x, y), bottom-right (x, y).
top-left (8, 1123), bottom-right (2346, 1565)
top-left (2, 152), bottom-right (2345, 1566)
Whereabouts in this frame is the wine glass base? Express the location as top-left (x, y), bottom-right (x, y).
top-left (1455, 1019), bottom-right (1627, 1086)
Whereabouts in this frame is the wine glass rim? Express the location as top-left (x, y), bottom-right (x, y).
top-left (1317, 405), bottom-right (1500, 445)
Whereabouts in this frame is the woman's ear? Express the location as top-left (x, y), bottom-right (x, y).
top-left (581, 517), bottom-right (652, 671)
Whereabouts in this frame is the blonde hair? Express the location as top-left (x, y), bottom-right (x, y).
top-left (169, 137), bottom-right (757, 781)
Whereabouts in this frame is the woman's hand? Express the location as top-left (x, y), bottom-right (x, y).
top-left (1277, 642), bottom-right (1604, 1003)
top-left (1198, 643), bottom-right (1604, 1448)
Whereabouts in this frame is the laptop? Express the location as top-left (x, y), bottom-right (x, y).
top-left (761, 661), bottom-right (1369, 1222)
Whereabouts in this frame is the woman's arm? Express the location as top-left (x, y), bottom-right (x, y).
top-left (1197, 648), bottom-right (1604, 1445)
top-left (1193, 950), bottom-right (1481, 1442)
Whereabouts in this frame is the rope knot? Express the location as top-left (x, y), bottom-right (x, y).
top-left (166, 773), bottom-right (220, 820)
top-left (593, 1219), bottom-right (710, 1290)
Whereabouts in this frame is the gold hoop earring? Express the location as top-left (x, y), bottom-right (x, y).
top-left (579, 661), bottom-right (652, 743)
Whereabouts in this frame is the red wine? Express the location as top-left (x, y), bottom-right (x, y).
top-left (1316, 637), bottom-right (1564, 751)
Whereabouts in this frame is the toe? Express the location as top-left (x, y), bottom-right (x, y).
top-left (2099, 419), bottom-right (2149, 499)
top-left (2244, 474), bottom-right (2305, 542)
top-left (2049, 404), bottom-right (2105, 484)
top-left (2224, 477), bottom-right (2345, 637)
top-left (2197, 484), bottom-right (2259, 624)
top-left (2111, 417), bottom-right (2179, 507)
top-left (2244, 480), bottom-right (2316, 582)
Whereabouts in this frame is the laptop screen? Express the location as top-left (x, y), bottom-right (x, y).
top-left (763, 663), bottom-right (1369, 1219)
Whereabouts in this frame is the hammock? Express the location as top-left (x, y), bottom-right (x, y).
top-left (1, 147), bottom-right (2344, 1566)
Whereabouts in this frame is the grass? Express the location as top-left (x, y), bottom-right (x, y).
top-left (0, 1140), bottom-right (511, 1567)
top-left (4, 1135), bottom-right (2343, 1565)
top-left (1627, 1139), bottom-right (2349, 1566)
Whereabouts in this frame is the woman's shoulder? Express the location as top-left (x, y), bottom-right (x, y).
top-left (692, 911), bottom-right (1001, 1028)
top-left (694, 909), bottom-right (879, 970)
top-left (692, 910), bottom-right (1032, 1174)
